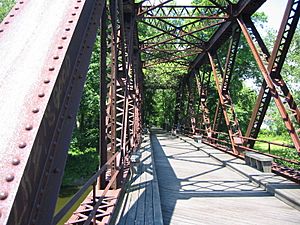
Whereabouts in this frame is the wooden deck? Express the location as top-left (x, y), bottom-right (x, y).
top-left (116, 130), bottom-right (300, 224)
top-left (151, 130), bottom-right (300, 225)
top-left (116, 135), bottom-right (163, 225)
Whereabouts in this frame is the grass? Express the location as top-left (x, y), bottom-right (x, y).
top-left (254, 134), bottom-right (300, 170)
top-left (54, 148), bottom-right (99, 224)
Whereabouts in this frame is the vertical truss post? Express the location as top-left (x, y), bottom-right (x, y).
top-left (195, 68), bottom-right (212, 137)
top-left (212, 26), bottom-right (241, 136)
top-left (174, 76), bottom-right (187, 130)
top-left (130, 3), bottom-right (143, 150)
top-left (99, 2), bottom-right (108, 189)
top-left (106, 0), bottom-right (129, 189)
top-left (238, 0), bottom-right (300, 153)
top-left (186, 73), bottom-right (196, 134)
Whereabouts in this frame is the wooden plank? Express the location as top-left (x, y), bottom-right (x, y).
top-left (151, 129), bottom-right (300, 225)
top-left (144, 161), bottom-right (154, 225)
top-left (116, 135), bottom-right (163, 225)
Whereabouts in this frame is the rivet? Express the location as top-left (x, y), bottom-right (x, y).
top-left (10, 14), bottom-right (14, 17)
top-left (38, 92), bottom-right (45, 98)
top-left (5, 174), bottom-right (14, 182)
top-left (25, 125), bottom-right (33, 130)
top-left (0, 192), bottom-right (8, 200)
top-left (53, 56), bottom-right (59, 60)
top-left (0, 30), bottom-right (3, 33)
top-left (44, 79), bottom-right (50, 84)
top-left (20, 1), bottom-right (24, 4)
top-left (68, 20), bottom-right (73, 23)
top-left (75, 6), bottom-right (79, 9)
top-left (62, 36), bottom-right (67, 40)
top-left (15, 7), bottom-right (19, 10)
top-left (32, 108), bottom-right (39, 113)
top-left (4, 21), bottom-right (9, 25)
top-left (65, 28), bottom-right (70, 31)
top-left (18, 142), bottom-right (26, 148)
top-left (58, 46), bottom-right (63, 49)
top-left (49, 67), bottom-right (55, 71)
top-left (72, 13), bottom-right (76, 16)
top-left (12, 158), bottom-right (20, 165)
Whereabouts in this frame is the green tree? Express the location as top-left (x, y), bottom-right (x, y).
top-left (0, 0), bottom-right (15, 22)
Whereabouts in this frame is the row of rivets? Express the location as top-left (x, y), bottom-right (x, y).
top-left (0, 1), bottom-right (25, 33)
top-left (29, 1), bottom-right (83, 222)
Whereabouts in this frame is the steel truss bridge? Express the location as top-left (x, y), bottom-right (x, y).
top-left (0, 0), bottom-right (300, 224)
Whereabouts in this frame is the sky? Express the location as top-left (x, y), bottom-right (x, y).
top-left (258, 0), bottom-right (288, 31)
top-left (175, 0), bottom-right (288, 31)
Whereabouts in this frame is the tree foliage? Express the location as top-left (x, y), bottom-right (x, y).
top-left (0, 0), bottom-right (15, 22)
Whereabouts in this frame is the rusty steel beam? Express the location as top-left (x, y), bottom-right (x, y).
top-left (212, 26), bottom-right (241, 134)
top-left (143, 51), bottom-right (202, 68)
top-left (140, 19), bottom-right (206, 47)
top-left (99, 1), bottom-right (108, 190)
top-left (142, 20), bottom-right (226, 51)
top-left (245, 0), bottom-right (300, 148)
top-left (195, 68), bottom-right (212, 137)
top-left (137, 0), bottom-right (173, 16)
top-left (185, 74), bottom-right (197, 134)
top-left (140, 20), bottom-right (205, 50)
top-left (0, 0), bottom-right (104, 224)
top-left (208, 52), bottom-right (243, 154)
top-left (238, 15), bottom-right (300, 154)
top-left (189, 0), bottom-right (266, 71)
top-left (139, 5), bottom-right (229, 19)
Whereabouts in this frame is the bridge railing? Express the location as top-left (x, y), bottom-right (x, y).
top-left (53, 151), bottom-right (121, 224)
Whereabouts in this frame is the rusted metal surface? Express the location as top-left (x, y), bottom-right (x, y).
top-left (195, 69), bottom-right (212, 137)
top-left (208, 52), bottom-right (243, 154)
top-left (244, 0), bottom-right (300, 149)
top-left (66, 189), bottom-right (121, 225)
top-left (1, 0), bottom-right (300, 223)
top-left (238, 17), bottom-right (300, 153)
top-left (0, 0), bottom-right (104, 224)
top-left (138, 5), bottom-right (229, 19)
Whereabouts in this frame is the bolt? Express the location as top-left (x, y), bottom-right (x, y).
top-left (44, 79), bottom-right (50, 84)
top-left (19, 142), bottom-right (26, 148)
top-left (32, 108), bottom-right (39, 113)
top-left (0, 192), bottom-right (8, 200)
top-left (5, 174), bottom-right (14, 182)
top-left (12, 158), bottom-right (20, 165)
top-left (25, 125), bottom-right (33, 130)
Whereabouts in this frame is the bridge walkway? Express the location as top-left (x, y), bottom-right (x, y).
top-left (151, 129), bottom-right (300, 225)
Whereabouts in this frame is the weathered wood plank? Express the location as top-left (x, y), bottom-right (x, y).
top-left (116, 135), bottom-right (163, 225)
top-left (151, 129), bottom-right (300, 225)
